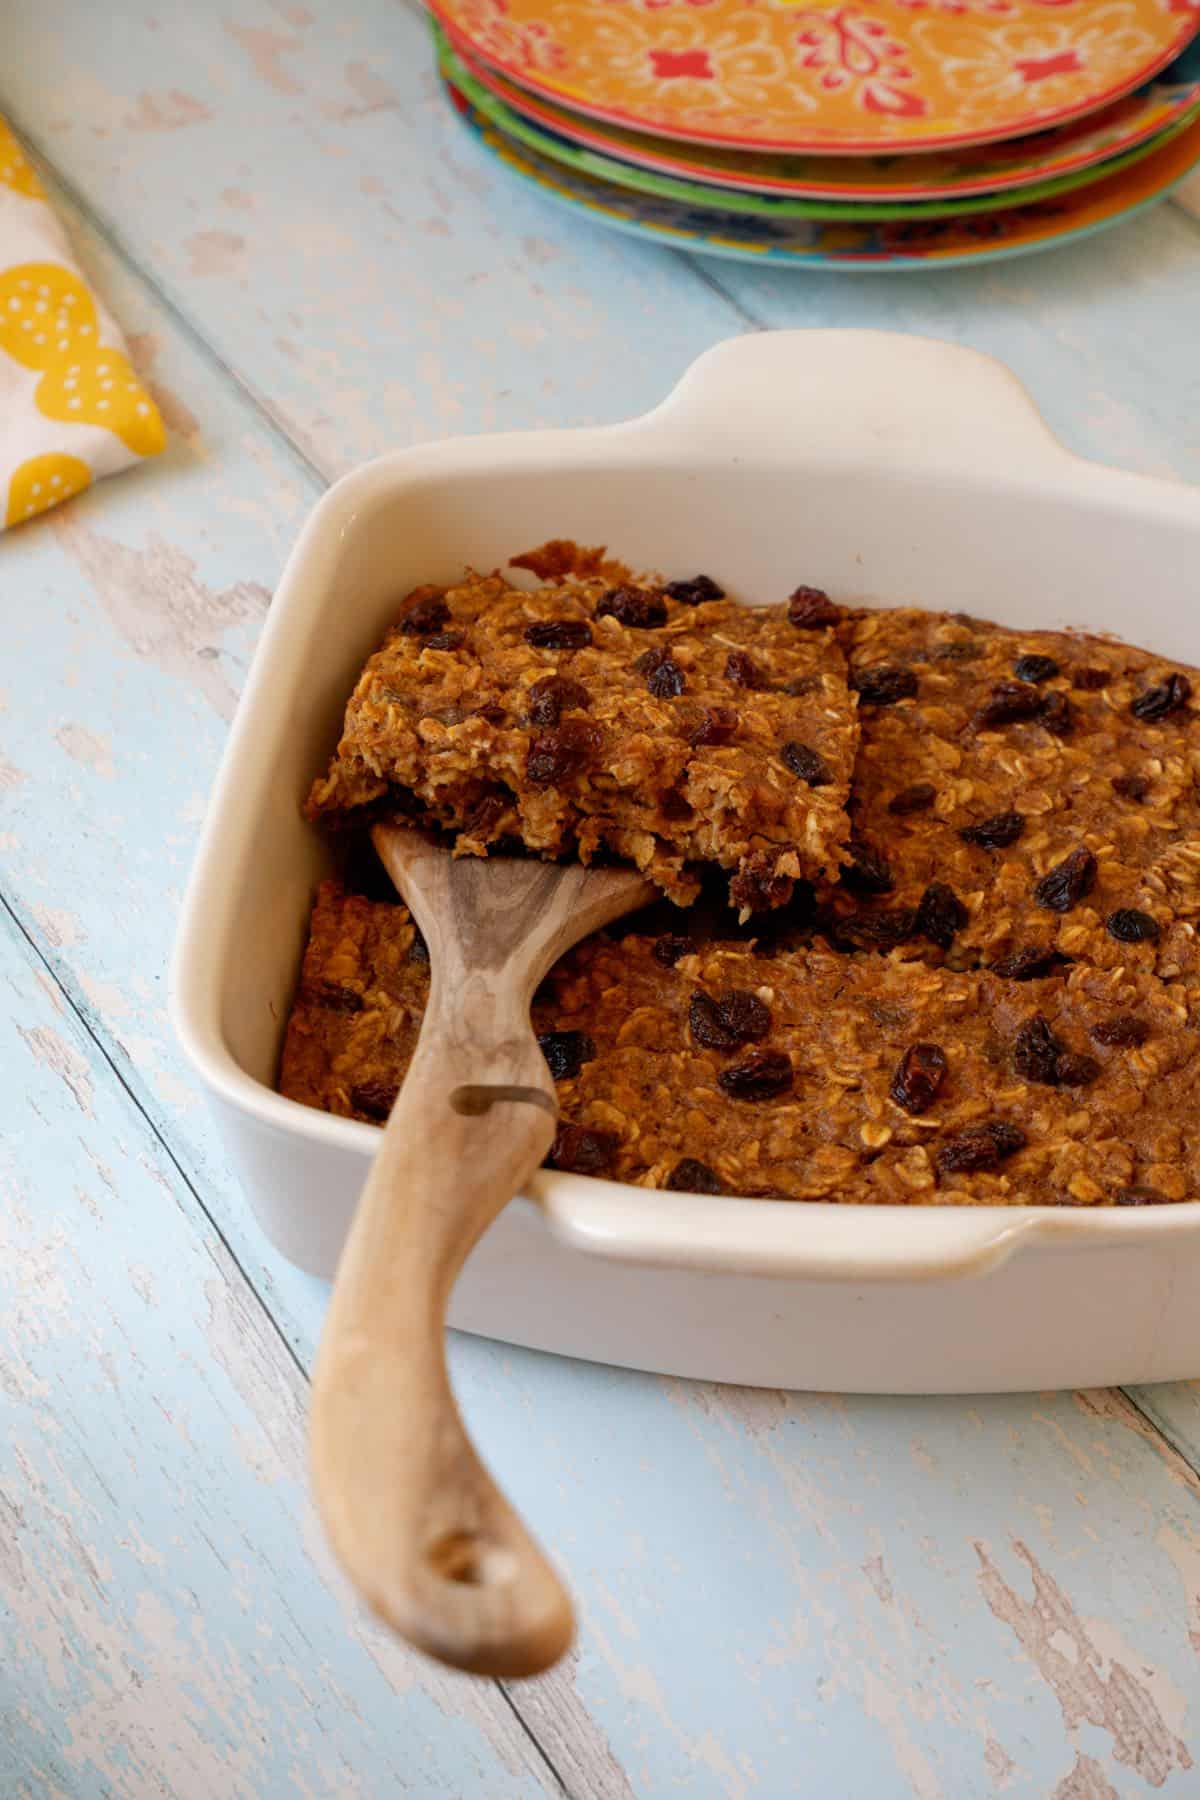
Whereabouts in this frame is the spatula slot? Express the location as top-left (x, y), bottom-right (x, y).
top-left (449, 1083), bottom-right (558, 1119)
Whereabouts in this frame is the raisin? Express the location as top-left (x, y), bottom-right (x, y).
top-left (665, 1157), bottom-right (722, 1193)
top-left (527, 674), bottom-right (589, 726)
top-left (526, 719), bottom-right (601, 788)
top-left (423, 630), bottom-right (464, 652)
top-left (717, 1049), bottom-right (793, 1100)
top-left (690, 988), bottom-right (771, 1051)
top-left (689, 706), bottom-right (737, 748)
top-left (633, 647), bottom-right (686, 698)
top-left (937, 1120), bottom-right (1026, 1174)
top-left (972, 681), bottom-right (1045, 729)
top-left (407, 928), bottom-right (430, 965)
top-left (1034, 847), bottom-right (1096, 912)
top-left (595, 585), bottom-right (667, 629)
top-left (1014, 1014), bottom-right (1062, 1085)
top-left (725, 649), bottom-right (765, 689)
top-left (478, 702), bottom-right (507, 726)
top-left (1013, 1016), bottom-right (1099, 1088)
top-left (720, 990), bottom-right (772, 1043)
top-left (547, 1123), bottom-right (618, 1175)
top-left (1013, 653), bottom-right (1060, 684)
top-left (828, 907), bottom-right (918, 953)
top-left (524, 618), bottom-right (592, 651)
top-left (1090, 1013), bottom-right (1148, 1047)
top-left (890, 1042), bottom-right (947, 1115)
top-left (888, 782), bottom-right (936, 816)
top-left (688, 994), bottom-right (730, 1049)
top-left (780, 741), bottom-right (831, 786)
top-left (850, 664), bottom-right (918, 707)
top-left (915, 881), bottom-right (967, 950)
top-left (730, 851), bottom-right (793, 915)
top-left (1131, 672), bottom-right (1191, 722)
top-left (787, 585), bottom-right (841, 629)
top-left (350, 1080), bottom-right (399, 1121)
top-left (840, 835), bottom-right (894, 898)
top-left (1039, 691), bottom-right (1074, 736)
top-left (303, 981), bottom-right (363, 1014)
top-left (665, 574), bottom-right (723, 606)
top-left (1106, 907), bottom-right (1160, 943)
top-left (1073, 666), bottom-right (1111, 690)
top-left (396, 586), bottom-right (449, 636)
top-left (1054, 1051), bottom-right (1100, 1087)
top-left (1112, 771), bottom-right (1151, 802)
top-left (991, 947), bottom-right (1066, 981)
top-left (653, 935), bottom-right (692, 968)
top-left (960, 811), bottom-right (1025, 849)
top-left (537, 1030), bottom-right (596, 1082)
top-left (1115, 1185), bottom-right (1170, 1206)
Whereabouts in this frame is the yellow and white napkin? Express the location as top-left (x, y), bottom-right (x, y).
top-left (0, 118), bottom-right (164, 531)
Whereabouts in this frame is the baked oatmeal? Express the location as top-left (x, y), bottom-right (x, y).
top-left (286, 566), bottom-right (1200, 1207)
top-left (305, 567), bottom-right (858, 910)
top-left (281, 880), bottom-right (1199, 1206)
top-left (830, 607), bottom-right (1200, 980)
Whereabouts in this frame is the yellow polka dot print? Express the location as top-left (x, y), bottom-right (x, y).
top-left (36, 345), bottom-right (166, 456)
top-left (0, 158), bottom-right (165, 529)
top-left (6, 452), bottom-right (92, 528)
top-left (0, 262), bottom-right (100, 371)
top-left (0, 119), bottom-right (43, 199)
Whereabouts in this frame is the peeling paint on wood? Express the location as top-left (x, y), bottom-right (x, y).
top-left (975, 1541), bottom-right (1191, 1786)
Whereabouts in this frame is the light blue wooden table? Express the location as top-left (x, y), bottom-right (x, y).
top-left (3, 6), bottom-right (1200, 1795)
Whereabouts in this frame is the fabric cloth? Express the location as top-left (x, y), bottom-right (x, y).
top-left (0, 118), bottom-right (164, 531)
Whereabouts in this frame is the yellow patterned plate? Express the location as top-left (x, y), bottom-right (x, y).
top-left (431, 0), bottom-right (1200, 154)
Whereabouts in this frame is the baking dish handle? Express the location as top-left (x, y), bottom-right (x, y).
top-left (533, 1185), bottom-right (1053, 1283)
top-left (640, 330), bottom-right (1070, 477)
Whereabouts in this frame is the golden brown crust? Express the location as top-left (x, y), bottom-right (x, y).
top-left (305, 570), bottom-right (858, 908)
top-left (280, 880), bottom-right (1200, 1206)
top-left (832, 608), bottom-right (1200, 979)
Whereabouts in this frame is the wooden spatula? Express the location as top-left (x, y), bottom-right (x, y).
top-left (309, 822), bottom-right (654, 1678)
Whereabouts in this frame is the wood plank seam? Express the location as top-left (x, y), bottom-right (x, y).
top-left (497, 1686), bottom-right (571, 1794)
top-left (1107, 1390), bottom-right (1200, 1484)
top-left (1118, 1386), bottom-right (1200, 1487)
top-left (675, 251), bottom-right (769, 332)
top-left (0, 107), bottom-right (338, 491)
top-left (0, 887), bottom-right (311, 1389)
top-left (0, 893), bottom-right (579, 1785)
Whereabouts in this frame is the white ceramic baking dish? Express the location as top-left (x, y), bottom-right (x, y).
top-left (171, 331), bottom-right (1200, 1393)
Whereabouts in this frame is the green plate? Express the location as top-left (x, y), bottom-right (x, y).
top-left (444, 78), bottom-right (1200, 272)
top-left (436, 27), bottom-right (1200, 224)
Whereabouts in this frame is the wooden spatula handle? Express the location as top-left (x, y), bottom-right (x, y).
top-left (309, 989), bottom-right (572, 1678)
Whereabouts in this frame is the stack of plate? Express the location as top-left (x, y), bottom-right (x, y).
top-left (428, 2), bottom-right (1200, 271)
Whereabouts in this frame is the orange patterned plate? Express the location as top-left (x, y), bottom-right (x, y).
top-left (448, 27), bottom-right (1200, 200)
top-left (430, 0), bottom-right (1200, 154)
